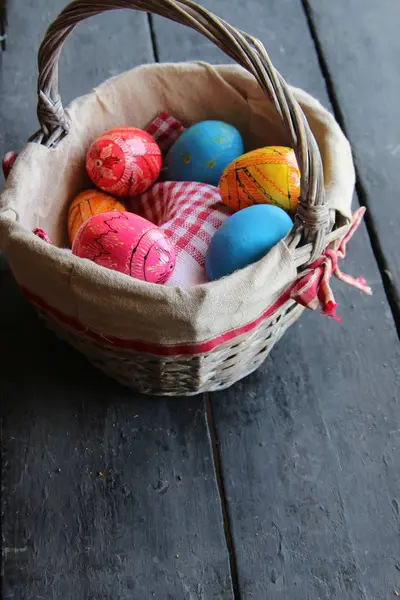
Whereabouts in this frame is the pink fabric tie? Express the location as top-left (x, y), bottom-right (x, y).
top-left (290, 206), bottom-right (372, 321)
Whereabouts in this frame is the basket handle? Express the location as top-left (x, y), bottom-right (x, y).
top-left (33, 0), bottom-right (329, 257)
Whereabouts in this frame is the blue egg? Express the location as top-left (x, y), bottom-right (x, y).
top-left (165, 120), bottom-right (244, 185)
top-left (205, 205), bottom-right (293, 281)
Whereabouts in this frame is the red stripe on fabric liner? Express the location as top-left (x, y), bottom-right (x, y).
top-left (20, 285), bottom-right (293, 357)
top-left (18, 209), bottom-right (369, 356)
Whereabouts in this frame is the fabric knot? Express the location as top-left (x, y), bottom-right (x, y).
top-left (295, 200), bottom-right (330, 231)
top-left (37, 91), bottom-right (70, 136)
top-left (33, 228), bottom-right (53, 244)
top-left (290, 207), bottom-right (372, 321)
top-left (2, 151), bottom-right (17, 179)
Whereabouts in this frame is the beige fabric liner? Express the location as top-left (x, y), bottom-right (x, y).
top-left (0, 62), bottom-right (355, 346)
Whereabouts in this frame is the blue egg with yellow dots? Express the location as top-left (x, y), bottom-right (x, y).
top-left (205, 204), bottom-right (293, 281)
top-left (165, 120), bottom-right (244, 185)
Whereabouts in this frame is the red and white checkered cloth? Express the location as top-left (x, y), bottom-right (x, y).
top-left (129, 181), bottom-right (233, 285)
top-left (131, 112), bottom-right (233, 285)
top-left (145, 111), bottom-right (184, 156)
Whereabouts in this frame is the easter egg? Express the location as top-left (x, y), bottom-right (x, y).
top-left (86, 127), bottom-right (162, 197)
top-left (72, 211), bottom-right (176, 284)
top-left (219, 146), bottom-right (300, 212)
top-left (67, 190), bottom-right (125, 243)
top-left (165, 121), bottom-right (244, 186)
top-left (205, 204), bottom-right (293, 281)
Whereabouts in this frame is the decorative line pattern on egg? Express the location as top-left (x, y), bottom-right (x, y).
top-left (72, 211), bottom-right (175, 283)
top-left (86, 128), bottom-right (162, 197)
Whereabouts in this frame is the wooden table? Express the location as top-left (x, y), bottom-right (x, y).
top-left (0, 0), bottom-right (6, 51)
top-left (1, 1), bottom-right (400, 598)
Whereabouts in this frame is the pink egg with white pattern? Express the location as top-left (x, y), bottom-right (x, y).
top-left (72, 211), bottom-right (175, 284)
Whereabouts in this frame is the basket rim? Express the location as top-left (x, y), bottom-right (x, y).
top-left (0, 62), bottom-right (354, 350)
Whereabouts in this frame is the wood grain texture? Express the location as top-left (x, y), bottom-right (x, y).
top-left (1, 2), bottom-right (232, 598)
top-left (0, 274), bottom-right (233, 600)
top-left (211, 226), bottom-right (400, 600)
top-left (153, 1), bottom-right (400, 598)
top-left (0, 0), bottom-right (6, 51)
top-left (303, 0), bottom-right (400, 321)
top-left (0, 0), bottom-right (153, 154)
top-left (151, 0), bottom-right (327, 96)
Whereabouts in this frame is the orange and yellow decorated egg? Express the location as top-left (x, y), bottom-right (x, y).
top-left (219, 146), bottom-right (301, 213)
top-left (67, 190), bottom-right (125, 244)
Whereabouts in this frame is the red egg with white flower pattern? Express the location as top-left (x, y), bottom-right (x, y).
top-left (86, 127), bottom-right (162, 197)
top-left (72, 211), bottom-right (175, 284)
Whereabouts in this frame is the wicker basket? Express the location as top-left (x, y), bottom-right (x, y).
top-left (0, 0), bottom-right (360, 396)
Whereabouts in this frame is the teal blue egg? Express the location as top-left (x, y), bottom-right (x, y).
top-left (205, 204), bottom-right (293, 281)
top-left (165, 120), bottom-right (244, 185)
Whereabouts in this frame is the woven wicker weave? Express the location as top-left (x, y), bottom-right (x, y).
top-left (20, 0), bottom-right (350, 395)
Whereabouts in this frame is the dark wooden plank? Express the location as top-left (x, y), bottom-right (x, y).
top-left (153, 2), bottom-right (400, 599)
top-left (0, 0), bottom-right (153, 154)
top-left (151, 1), bottom-right (328, 93)
top-left (0, 0), bottom-right (6, 52)
top-left (303, 0), bottom-right (400, 323)
top-left (1, 270), bottom-right (233, 599)
top-left (1, 2), bottom-right (233, 598)
top-left (210, 226), bottom-right (400, 600)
